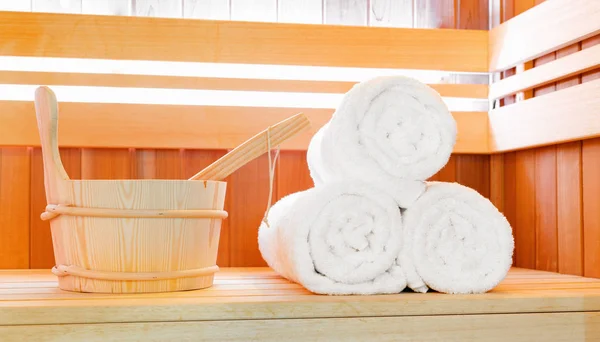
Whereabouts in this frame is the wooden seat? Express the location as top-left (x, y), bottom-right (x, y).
top-left (0, 267), bottom-right (599, 340)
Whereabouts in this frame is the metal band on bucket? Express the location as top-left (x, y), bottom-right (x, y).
top-left (41, 204), bottom-right (228, 221)
top-left (51, 264), bottom-right (220, 281)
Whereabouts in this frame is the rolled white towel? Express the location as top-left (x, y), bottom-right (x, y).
top-left (258, 181), bottom-right (406, 295)
top-left (399, 181), bottom-right (514, 294)
top-left (307, 76), bottom-right (456, 196)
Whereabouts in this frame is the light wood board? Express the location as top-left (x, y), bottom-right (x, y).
top-left (0, 267), bottom-right (599, 341)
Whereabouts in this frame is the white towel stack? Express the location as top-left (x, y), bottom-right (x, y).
top-left (258, 76), bottom-right (514, 295)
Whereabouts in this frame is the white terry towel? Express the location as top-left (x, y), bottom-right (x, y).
top-left (399, 181), bottom-right (514, 294)
top-left (258, 181), bottom-right (407, 295)
top-left (307, 76), bottom-right (456, 202)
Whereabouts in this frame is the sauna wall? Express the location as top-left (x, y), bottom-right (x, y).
top-left (491, 0), bottom-right (600, 278)
top-left (0, 0), bottom-right (490, 269)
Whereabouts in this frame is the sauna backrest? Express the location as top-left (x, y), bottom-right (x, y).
top-left (487, 0), bottom-right (600, 152)
top-left (0, 0), bottom-right (598, 154)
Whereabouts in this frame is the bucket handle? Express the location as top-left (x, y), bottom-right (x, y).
top-left (34, 86), bottom-right (70, 206)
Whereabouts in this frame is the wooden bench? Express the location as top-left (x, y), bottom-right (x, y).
top-left (1, 267), bottom-right (600, 340)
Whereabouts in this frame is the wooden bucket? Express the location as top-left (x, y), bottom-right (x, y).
top-left (34, 87), bottom-right (228, 293)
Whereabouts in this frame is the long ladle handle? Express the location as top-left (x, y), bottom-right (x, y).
top-left (188, 112), bottom-right (311, 181)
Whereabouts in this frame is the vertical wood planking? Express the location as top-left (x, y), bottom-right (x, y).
top-left (455, 155), bottom-right (490, 199)
top-left (324, 0), bottom-right (368, 25)
top-left (133, 0), bottom-right (183, 17)
top-left (81, 0), bottom-right (131, 15)
top-left (503, 152), bottom-right (517, 265)
top-left (231, 0), bottom-right (277, 22)
top-left (278, 0), bottom-right (323, 23)
top-left (556, 142), bottom-right (583, 276)
top-left (534, 146), bottom-right (557, 272)
top-left (182, 149), bottom-right (231, 267)
top-left (414, 0), bottom-right (454, 28)
top-left (276, 151), bottom-right (314, 200)
top-left (228, 154), bottom-right (273, 267)
top-left (368, 0), bottom-right (412, 27)
top-left (514, 150), bottom-right (536, 269)
top-left (183, 0), bottom-right (230, 19)
top-left (490, 154), bottom-right (504, 212)
top-left (30, 148), bottom-right (81, 269)
top-left (428, 156), bottom-right (456, 183)
top-left (135, 149), bottom-right (184, 179)
top-left (32, 0), bottom-right (82, 13)
top-left (0, 0), bottom-right (32, 10)
top-left (457, 0), bottom-right (488, 30)
top-left (0, 148), bottom-right (31, 268)
top-left (81, 149), bottom-right (136, 180)
top-left (582, 138), bottom-right (600, 278)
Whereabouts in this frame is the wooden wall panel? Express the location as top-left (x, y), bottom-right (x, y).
top-left (0, 0), bottom-right (494, 269)
top-left (493, 0), bottom-right (600, 277)
top-left (582, 138), bottom-right (600, 278)
top-left (0, 148), bottom-right (31, 269)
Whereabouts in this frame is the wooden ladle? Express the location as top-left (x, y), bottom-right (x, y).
top-left (188, 112), bottom-right (311, 181)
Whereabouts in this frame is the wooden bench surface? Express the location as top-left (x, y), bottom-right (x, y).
top-left (1, 267), bottom-right (600, 341)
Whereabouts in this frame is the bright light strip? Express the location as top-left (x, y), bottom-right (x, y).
top-left (0, 84), bottom-right (488, 112)
top-left (0, 56), bottom-right (489, 84)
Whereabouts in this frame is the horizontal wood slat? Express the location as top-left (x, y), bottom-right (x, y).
top-left (1, 267), bottom-right (599, 325)
top-left (489, 43), bottom-right (600, 100)
top-left (489, 78), bottom-right (600, 152)
top-left (0, 102), bottom-right (489, 153)
top-left (0, 71), bottom-right (489, 98)
top-left (489, 0), bottom-right (600, 72)
top-left (0, 11), bottom-right (488, 72)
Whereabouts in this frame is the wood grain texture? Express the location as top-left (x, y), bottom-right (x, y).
top-left (556, 141), bottom-right (582, 276)
top-left (32, 0), bottom-right (81, 13)
top-left (325, 0), bottom-right (367, 25)
top-left (133, 0), bottom-right (182, 17)
top-left (0, 0), bottom-right (32, 10)
top-left (228, 154), bottom-right (272, 267)
top-left (488, 78), bottom-right (600, 152)
top-left (582, 138), bottom-right (600, 278)
top-left (182, 149), bottom-right (230, 267)
top-left (502, 152), bottom-right (517, 265)
top-left (368, 0), bottom-right (412, 28)
top-left (514, 150), bottom-right (535, 269)
top-left (30, 148), bottom-right (81, 269)
top-left (278, 0), bottom-right (322, 24)
top-left (0, 11), bottom-right (489, 72)
top-left (428, 155), bottom-right (457, 183)
top-left (489, 154), bottom-right (504, 212)
top-left (414, 0), bottom-right (454, 28)
top-left (489, 43), bottom-right (598, 100)
top-left (489, 0), bottom-right (600, 72)
top-left (0, 72), bottom-right (489, 98)
top-left (1, 268), bottom-right (600, 342)
top-left (0, 148), bottom-right (31, 269)
top-left (582, 36), bottom-right (600, 82)
top-left (183, 0), bottom-right (229, 20)
top-left (455, 154), bottom-right (490, 198)
top-left (534, 146), bottom-right (557, 272)
top-left (275, 151), bottom-right (313, 200)
top-left (457, 0), bottom-right (488, 30)
top-left (81, 149), bottom-right (135, 180)
top-left (230, 0), bottom-right (277, 22)
top-left (2, 312), bottom-right (600, 341)
top-left (0, 103), bottom-right (489, 153)
top-left (81, 0), bottom-right (131, 15)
